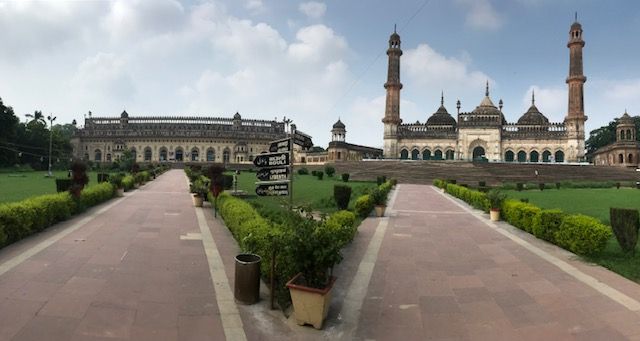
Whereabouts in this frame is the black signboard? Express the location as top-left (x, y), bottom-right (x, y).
top-left (293, 130), bottom-right (313, 149)
top-left (256, 167), bottom-right (289, 181)
top-left (253, 152), bottom-right (290, 168)
top-left (255, 182), bottom-right (289, 196)
top-left (269, 138), bottom-right (291, 153)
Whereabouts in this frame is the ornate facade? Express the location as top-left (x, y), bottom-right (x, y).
top-left (382, 21), bottom-right (588, 163)
top-left (70, 112), bottom-right (287, 164)
top-left (592, 112), bottom-right (639, 167)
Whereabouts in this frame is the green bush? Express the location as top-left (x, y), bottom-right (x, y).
top-left (325, 166), bottom-right (336, 177)
top-left (341, 173), bottom-right (350, 182)
top-left (555, 214), bottom-right (612, 255)
top-left (55, 179), bottom-right (73, 192)
top-left (516, 183), bottom-right (524, 191)
top-left (122, 175), bottom-right (135, 191)
top-left (316, 171), bottom-right (324, 180)
top-left (333, 185), bottom-right (352, 210)
top-left (97, 173), bottom-right (110, 183)
top-left (501, 199), bottom-right (541, 232)
top-left (610, 208), bottom-right (639, 253)
top-left (324, 210), bottom-right (357, 247)
top-left (538, 183), bottom-right (545, 191)
top-left (445, 184), bottom-right (490, 212)
top-left (109, 174), bottom-right (124, 189)
top-left (532, 209), bottom-right (564, 242)
top-left (433, 179), bottom-right (446, 188)
top-left (298, 168), bottom-right (309, 175)
top-left (376, 176), bottom-right (387, 186)
top-left (79, 183), bottom-right (116, 209)
top-left (354, 194), bottom-right (374, 218)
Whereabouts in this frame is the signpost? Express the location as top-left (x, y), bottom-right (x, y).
top-left (292, 130), bottom-right (313, 149)
top-left (256, 167), bottom-right (289, 181)
top-left (253, 152), bottom-right (289, 168)
top-left (255, 181), bottom-right (289, 196)
top-left (269, 138), bottom-right (291, 153)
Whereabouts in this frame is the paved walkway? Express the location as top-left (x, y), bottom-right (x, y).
top-left (2, 174), bottom-right (640, 340)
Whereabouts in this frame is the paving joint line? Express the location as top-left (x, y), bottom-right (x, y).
top-left (433, 185), bottom-right (640, 312)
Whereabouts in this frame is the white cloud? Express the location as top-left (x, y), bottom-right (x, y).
top-left (455, 0), bottom-right (503, 31)
top-left (244, 0), bottom-right (265, 15)
top-left (288, 25), bottom-right (348, 64)
top-left (299, 1), bottom-right (327, 19)
top-left (519, 85), bottom-right (566, 123)
top-left (71, 53), bottom-right (136, 109)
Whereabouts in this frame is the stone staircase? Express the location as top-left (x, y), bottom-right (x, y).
top-left (330, 161), bottom-right (639, 186)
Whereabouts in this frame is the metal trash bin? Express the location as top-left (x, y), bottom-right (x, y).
top-left (234, 253), bottom-right (261, 304)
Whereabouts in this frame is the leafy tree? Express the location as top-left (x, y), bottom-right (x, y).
top-left (586, 115), bottom-right (640, 156)
top-left (0, 98), bottom-right (20, 166)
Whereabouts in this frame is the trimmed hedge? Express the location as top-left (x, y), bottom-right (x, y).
top-left (501, 199), bottom-right (542, 233)
top-left (555, 214), bottom-right (612, 255)
top-left (0, 183), bottom-right (117, 248)
top-left (445, 184), bottom-right (490, 212)
top-left (355, 194), bottom-right (373, 218)
top-left (610, 208), bottom-right (639, 253)
top-left (122, 175), bottom-right (135, 191)
top-left (333, 185), bottom-right (352, 210)
top-left (532, 209), bottom-right (564, 242)
top-left (341, 173), bottom-right (350, 182)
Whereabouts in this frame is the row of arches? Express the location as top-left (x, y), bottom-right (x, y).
top-left (91, 146), bottom-right (235, 163)
top-left (616, 153), bottom-right (634, 164)
top-left (504, 150), bottom-right (564, 163)
top-left (619, 129), bottom-right (634, 141)
top-left (399, 148), bottom-right (455, 160)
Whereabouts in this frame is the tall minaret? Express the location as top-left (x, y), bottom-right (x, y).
top-left (565, 15), bottom-right (587, 162)
top-left (382, 26), bottom-right (403, 158)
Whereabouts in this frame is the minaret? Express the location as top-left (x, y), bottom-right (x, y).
top-left (382, 26), bottom-right (403, 158)
top-left (565, 15), bottom-right (587, 161)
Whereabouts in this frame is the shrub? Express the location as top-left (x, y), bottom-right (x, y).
top-left (556, 182), bottom-right (561, 189)
top-left (70, 160), bottom-right (89, 198)
top-left (97, 173), bottom-right (110, 183)
top-left (376, 176), bottom-right (387, 186)
top-left (109, 174), bottom-right (123, 189)
top-left (538, 183), bottom-right (545, 191)
top-left (316, 171), bottom-right (324, 180)
top-left (55, 179), bottom-right (73, 192)
top-left (341, 173), bottom-right (350, 182)
top-left (616, 182), bottom-right (621, 189)
top-left (486, 189), bottom-right (506, 210)
top-left (333, 185), bottom-right (352, 210)
top-left (446, 179), bottom-right (456, 184)
top-left (325, 166), bottom-right (336, 177)
top-left (433, 179), bottom-right (446, 188)
top-left (311, 170), bottom-right (318, 176)
top-left (445, 184), bottom-right (490, 212)
top-left (479, 181), bottom-right (486, 187)
top-left (520, 198), bottom-right (529, 203)
top-left (501, 199), bottom-right (542, 232)
top-left (532, 209), bottom-right (564, 242)
top-left (354, 195), bottom-right (374, 218)
top-left (298, 168), bottom-right (309, 175)
top-left (79, 183), bottom-right (115, 209)
top-left (324, 210), bottom-right (357, 247)
top-left (122, 175), bottom-right (135, 191)
top-left (610, 208), bottom-right (639, 253)
top-left (516, 183), bottom-right (524, 191)
top-left (390, 179), bottom-right (397, 186)
top-left (555, 214), bottom-right (612, 256)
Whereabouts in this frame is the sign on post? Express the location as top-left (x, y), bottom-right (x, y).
top-left (256, 167), bottom-right (289, 181)
top-left (253, 152), bottom-right (289, 168)
top-left (269, 138), bottom-right (291, 153)
top-left (255, 182), bottom-right (289, 196)
top-left (292, 130), bottom-right (313, 149)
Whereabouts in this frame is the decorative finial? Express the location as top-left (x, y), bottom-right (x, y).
top-left (441, 91), bottom-right (444, 106)
top-left (456, 99), bottom-right (461, 114)
top-left (485, 80), bottom-right (489, 97)
top-left (499, 99), bottom-right (503, 111)
top-left (394, 24), bottom-right (397, 33)
top-left (532, 89), bottom-right (535, 105)
top-left (575, 12), bottom-right (577, 22)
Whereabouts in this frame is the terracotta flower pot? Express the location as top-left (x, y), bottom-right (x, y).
top-left (490, 208), bottom-right (500, 221)
top-left (192, 194), bottom-right (204, 207)
top-left (286, 273), bottom-right (337, 329)
top-left (374, 205), bottom-right (386, 217)
top-left (116, 188), bottom-right (124, 196)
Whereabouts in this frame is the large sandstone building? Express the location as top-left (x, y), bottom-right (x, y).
top-left (382, 20), bottom-right (588, 163)
top-left (71, 112), bottom-right (287, 164)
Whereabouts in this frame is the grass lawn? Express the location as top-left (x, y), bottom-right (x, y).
top-left (231, 171), bottom-right (376, 214)
top-left (505, 188), bottom-right (640, 282)
top-left (0, 171), bottom-right (109, 204)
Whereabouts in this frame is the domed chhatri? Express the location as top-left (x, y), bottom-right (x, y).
top-left (120, 110), bottom-right (129, 118)
top-left (382, 19), bottom-right (588, 162)
top-left (332, 119), bottom-right (346, 129)
top-left (233, 112), bottom-right (242, 120)
top-left (426, 92), bottom-right (456, 126)
top-left (517, 90), bottom-right (549, 125)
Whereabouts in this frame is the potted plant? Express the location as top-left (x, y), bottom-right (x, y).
top-left (109, 174), bottom-right (124, 196)
top-left (371, 187), bottom-right (387, 217)
top-left (190, 177), bottom-right (209, 207)
top-left (285, 217), bottom-right (342, 329)
top-left (487, 189), bottom-right (506, 222)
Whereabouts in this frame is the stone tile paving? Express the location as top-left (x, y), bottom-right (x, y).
top-left (0, 170), bottom-right (225, 340)
top-left (355, 184), bottom-right (640, 340)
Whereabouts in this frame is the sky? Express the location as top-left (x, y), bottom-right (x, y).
top-left (1, 0), bottom-right (639, 148)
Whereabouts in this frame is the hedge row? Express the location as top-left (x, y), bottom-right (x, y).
top-left (353, 181), bottom-right (394, 218)
top-left (433, 179), bottom-right (612, 256)
top-left (214, 192), bottom-right (358, 304)
top-left (434, 180), bottom-right (490, 213)
top-left (0, 183), bottom-right (116, 248)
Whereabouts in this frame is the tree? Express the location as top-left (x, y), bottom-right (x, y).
top-left (585, 115), bottom-right (640, 156)
top-left (0, 98), bottom-right (20, 166)
top-left (25, 110), bottom-right (45, 126)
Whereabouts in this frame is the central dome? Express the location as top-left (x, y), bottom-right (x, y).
top-left (426, 105), bottom-right (456, 126)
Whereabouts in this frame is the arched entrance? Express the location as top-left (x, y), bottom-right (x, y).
top-left (505, 151), bottom-right (514, 162)
top-left (411, 149), bottom-right (419, 160)
top-left (434, 150), bottom-right (443, 160)
top-left (542, 150), bottom-right (551, 162)
top-left (175, 147), bottom-right (184, 161)
top-left (472, 146), bottom-right (485, 160)
top-left (400, 149), bottom-right (408, 159)
top-left (445, 150), bottom-right (455, 160)
top-left (555, 151), bottom-right (564, 163)
top-left (422, 149), bottom-right (431, 160)
top-left (517, 151), bottom-right (527, 162)
top-left (530, 151), bottom-right (539, 163)
top-left (159, 147), bottom-right (167, 161)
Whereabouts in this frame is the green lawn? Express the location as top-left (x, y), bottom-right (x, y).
top-left (505, 188), bottom-right (640, 281)
top-left (0, 171), bottom-right (108, 204)
top-left (232, 171), bottom-right (375, 214)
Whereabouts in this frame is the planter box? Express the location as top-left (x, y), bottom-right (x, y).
top-left (116, 188), bottom-right (124, 196)
top-left (286, 273), bottom-right (337, 329)
top-left (192, 194), bottom-right (204, 207)
top-left (490, 209), bottom-right (500, 222)
top-left (374, 205), bottom-right (386, 217)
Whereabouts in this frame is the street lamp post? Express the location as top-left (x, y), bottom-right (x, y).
top-left (47, 115), bottom-right (57, 177)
